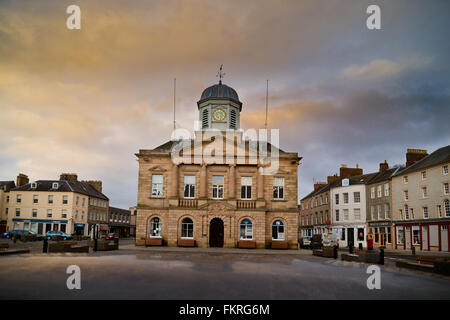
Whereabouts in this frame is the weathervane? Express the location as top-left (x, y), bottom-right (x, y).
top-left (216, 64), bottom-right (225, 84)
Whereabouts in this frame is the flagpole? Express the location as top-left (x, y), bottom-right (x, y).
top-left (173, 78), bottom-right (176, 130)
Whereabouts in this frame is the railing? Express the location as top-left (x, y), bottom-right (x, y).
top-left (237, 200), bottom-right (256, 209)
top-left (178, 199), bottom-right (198, 208)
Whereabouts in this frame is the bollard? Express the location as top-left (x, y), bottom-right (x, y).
top-left (349, 243), bottom-right (354, 254)
top-left (43, 237), bottom-right (48, 253)
top-left (411, 246), bottom-right (415, 256)
top-left (114, 236), bottom-right (119, 250)
top-left (94, 238), bottom-right (98, 252)
top-left (379, 248), bottom-right (384, 265)
top-left (333, 245), bottom-right (338, 259)
top-left (358, 243), bottom-right (363, 250)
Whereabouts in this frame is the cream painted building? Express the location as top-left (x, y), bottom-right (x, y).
top-left (392, 147), bottom-right (450, 252)
top-left (6, 174), bottom-right (109, 236)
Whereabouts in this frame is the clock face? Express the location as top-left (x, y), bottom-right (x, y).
top-left (213, 108), bottom-right (226, 121)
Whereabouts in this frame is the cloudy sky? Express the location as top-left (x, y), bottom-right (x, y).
top-left (1, 0), bottom-right (449, 207)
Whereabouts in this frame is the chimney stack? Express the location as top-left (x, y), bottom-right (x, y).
top-left (379, 160), bottom-right (389, 172)
top-left (314, 182), bottom-right (327, 191)
top-left (60, 173), bottom-right (78, 183)
top-left (406, 149), bottom-right (428, 167)
top-left (327, 174), bottom-right (339, 184)
top-left (339, 165), bottom-right (363, 179)
top-left (83, 180), bottom-right (102, 193)
top-left (16, 173), bottom-right (29, 187)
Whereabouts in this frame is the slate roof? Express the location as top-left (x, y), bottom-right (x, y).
top-left (12, 180), bottom-right (108, 200)
top-left (152, 139), bottom-right (287, 154)
top-left (198, 83), bottom-right (242, 109)
top-left (301, 172), bottom-right (378, 201)
top-left (0, 181), bottom-right (15, 191)
top-left (366, 167), bottom-right (401, 185)
top-left (394, 145), bottom-right (450, 176)
top-left (301, 179), bottom-right (341, 201)
top-left (109, 206), bottom-right (130, 215)
top-left (348, 172), bottom-right (379, 185)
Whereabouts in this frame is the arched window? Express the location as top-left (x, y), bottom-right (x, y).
top-left (445, 200), bottom-right (450, 217)
top-left (272, 220), bottom-right (285, 240)
top-left (149, 217), bottom-right (162, 237)
top-left (181, 217), bottom-right (194, 238)
top-left (240, 219), bottom-right (253, 240)
top-left (202, 109), bottom-right (209, 129)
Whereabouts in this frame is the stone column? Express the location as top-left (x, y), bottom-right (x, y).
top-left (229, 165), bottom-right (236, 199)
top-left (171, 164), bottom-right (179, 197)
top-left (200, 164), bottom-right (207, 198)
top-left (257, 166), bottom-right (264, 199)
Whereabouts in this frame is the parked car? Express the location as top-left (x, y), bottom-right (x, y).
top-left (105, 233), bottom-right (118, 240)
top-left (1, 230), bottom-right (38, 241)
top-left (45, 230), bottom-right (72, 240)
top-left (299, 236), bottom-right (312, 249)
top-left (2, 230), bottom-right (21, 239)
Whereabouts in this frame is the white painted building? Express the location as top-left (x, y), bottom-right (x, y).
top-left (330, 174), bottom-right (376, 248)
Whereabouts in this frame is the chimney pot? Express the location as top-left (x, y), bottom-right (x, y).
top-left (406, 149), bottom-right (428, 167)
top-left (379, 161), bottom-right (389, 172)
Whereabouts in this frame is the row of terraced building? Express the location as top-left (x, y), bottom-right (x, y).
top-left (299, 146), bottom-right (450, 252)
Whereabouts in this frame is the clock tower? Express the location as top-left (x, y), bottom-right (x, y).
top-left (197, 80), bottom-right (242, 132)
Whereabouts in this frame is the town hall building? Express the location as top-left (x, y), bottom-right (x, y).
top-left (135, 80), bottom-right (301, 249)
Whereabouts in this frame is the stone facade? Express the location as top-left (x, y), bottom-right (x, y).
top-left (136, 82), bottom-right (301, 249)
top-left (365, 163), bottom-right (397, 249)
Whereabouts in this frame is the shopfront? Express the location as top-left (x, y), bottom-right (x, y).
top-left (11, 218), bottom-right (68, 235)
top-left (74, 223), bottom-right (85, 235)
top-left (333, 225), bottom-right (366, 248)
top-left (395, 220), bottom-right (450, 252)
top-left (368, 221), bottom-right (392, 249)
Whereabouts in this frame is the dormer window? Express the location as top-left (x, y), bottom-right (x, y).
top-left (31, 182), bottom-right (37, 189)
top-left (52, 182), bottom-right (59, 189)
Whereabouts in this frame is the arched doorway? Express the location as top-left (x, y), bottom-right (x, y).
top-left (209, 218), bottom-right (224, 247)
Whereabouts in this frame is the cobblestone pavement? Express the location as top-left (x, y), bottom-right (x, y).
top-left (0, 239), bottom-right (449, 299)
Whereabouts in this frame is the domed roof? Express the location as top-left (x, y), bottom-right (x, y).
top-left (198, 82), bottom-right (242, 107)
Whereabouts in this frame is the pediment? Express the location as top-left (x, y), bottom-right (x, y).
top-left (199, 200), bottom-right (235, 212)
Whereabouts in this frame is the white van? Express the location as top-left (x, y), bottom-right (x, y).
top-left (322, 233), bottom-right (338, 247)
